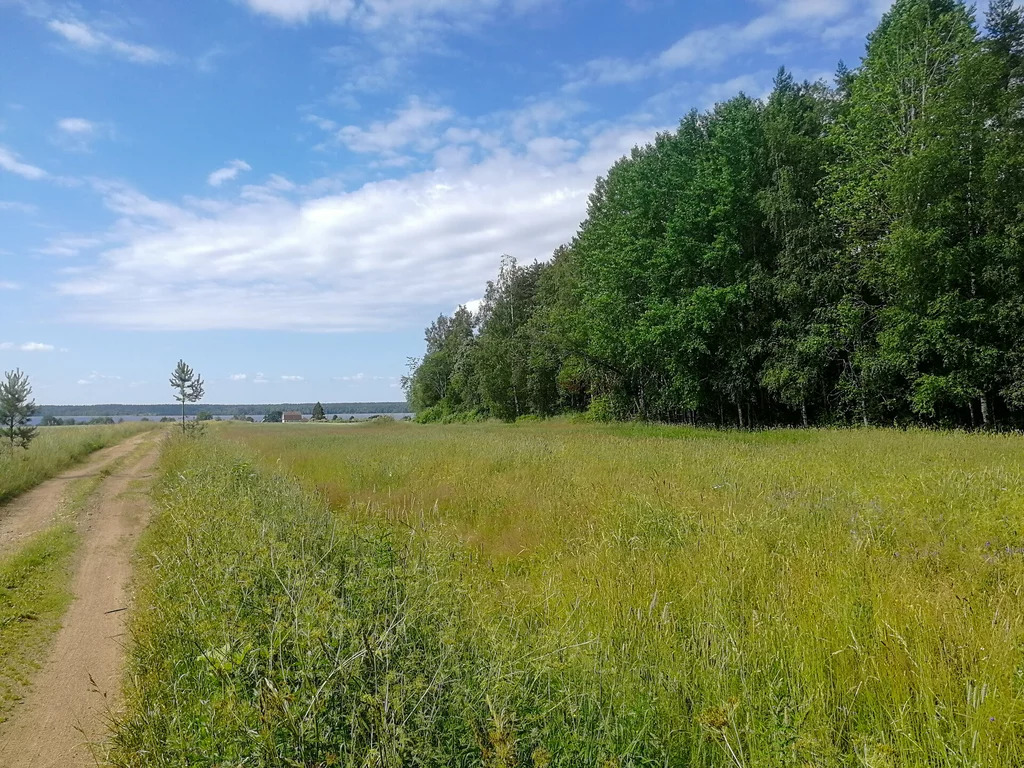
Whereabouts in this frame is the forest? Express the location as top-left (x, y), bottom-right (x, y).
top-left (405, 0), bottom-right (1024, 428)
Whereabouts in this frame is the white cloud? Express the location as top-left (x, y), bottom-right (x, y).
top-left (0, 281), bottom-right (21, 290)
top-left (0, 201), bottom-right (38, 214)
top-left (565, 57), bottom-right (653, 90)
top-left (54, 117), bottom-right (110, 152)
top-left (239, 0), bottom-right (537, 31)
top-left (37, 234), bottom-right (106, 257)
top-left (304, 113), bottom-right (338, 132)
top-left (208, 159), bottom-right (253, 187)
top-left (57, 117), bottom-right (95, 134)
top-left (281, 375), bottom-right (305, 381)
top-left (0, 342), bottom-right (55, 352)
top-left (76, 371), bottom-right (121, 385)
top-left (47, 19), bottom-right (170, 64)
top-left (457, 298), bottom-right (483, 315)
top-left (337, 98), bottom-right (452, 155)
top-left (56, 122), bottom-right (659, 332)
top-left (569, 0), bottom-right (874, 89)
top-left (0, 146), bottom-right (48, 180)
top-left (230, 373), bottom-right (248, 380)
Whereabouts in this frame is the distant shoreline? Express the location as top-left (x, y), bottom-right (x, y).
top-left (34, 402), bottom-right (411, 418)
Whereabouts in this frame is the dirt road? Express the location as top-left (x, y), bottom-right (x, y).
top-left (0, 432), bottom-right (154, 555)
top-left (0, 432), bottom-right (162, 767)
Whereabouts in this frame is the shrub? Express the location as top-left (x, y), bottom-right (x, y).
top-left (582, 395), bottom-right (615, 422)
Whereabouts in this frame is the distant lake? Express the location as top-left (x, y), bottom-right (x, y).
top-left (29, 412), bottom-right (414, 426)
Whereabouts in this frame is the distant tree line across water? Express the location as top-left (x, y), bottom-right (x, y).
top-left (35, 402), bottom-right (410, 419)
top-left (405, 0), bottom-right (1024, 428)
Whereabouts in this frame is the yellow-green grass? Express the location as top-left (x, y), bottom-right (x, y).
top-left (0, 524), bottom-right (76, 720)
top-left (116, 423), bottom-right (1024, 766)
top-left (0, 422), bottom-right (158, 504)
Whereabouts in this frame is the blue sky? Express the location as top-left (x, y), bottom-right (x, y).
top-left (1, 0), bottom-right (902, 404)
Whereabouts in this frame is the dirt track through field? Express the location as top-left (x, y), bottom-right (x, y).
top-left (0, 432), bottom-right (161, 767)
top-left (0, 432), bottom-right (154, 556)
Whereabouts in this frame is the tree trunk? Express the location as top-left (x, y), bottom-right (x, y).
top-left (181, 399), bottom-right (186, 433)
top-left (736, 400), bottom-right (744, 429)
top-left (980, 394), bottom-right (991, 428)
top-left (801, 400), bottom-right (808, 428)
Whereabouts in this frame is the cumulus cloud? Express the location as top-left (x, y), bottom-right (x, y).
top-left (208, 159), bottom-right (253, 187)
top-left (47, 18), bottom-right (170, 64)
top-left (0, 342), bottom-right (55, 352)
top-left (55, 122), bottom-right (659, 332)
top-left (457, 298), bottom-right (483, 315)
top-left (0, 281), bottom-right (21, 290)
top-left (281, 375), bottom-right (304, 381)
top-left (230, 373), bottom-right (248, 380)
top-left (0, 146), bottom-right (48, 180)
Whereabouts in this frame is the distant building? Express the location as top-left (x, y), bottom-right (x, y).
top-left (282, 411), bottom-right (304, 423)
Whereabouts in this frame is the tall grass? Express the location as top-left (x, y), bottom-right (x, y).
top-left (0, 422), bottom-right (158, 504)
top-left (115, 423), bottom-right (1024, 766)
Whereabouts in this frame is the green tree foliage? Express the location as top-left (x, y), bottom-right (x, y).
top-left (402, 306), bottom-right (476, 414)
top-left (263, 410), bottom-right (283, 424)
top-left (169, 360), bottom-right (205, 434)
top-left (0, 369), bottom-right (37, 451)
top-left (311, 402), bottom-right (326, 421)
top-left (406, 0), bottom-right (1024, 428)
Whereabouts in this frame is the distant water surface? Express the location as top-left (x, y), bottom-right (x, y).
top-left (28, 412), bottom-right (414, 426)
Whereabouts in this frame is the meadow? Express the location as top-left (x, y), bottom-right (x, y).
top-left (0, 421), bottom-right (158, 504)
top-left (113, 421), bottom-right (1024, 766)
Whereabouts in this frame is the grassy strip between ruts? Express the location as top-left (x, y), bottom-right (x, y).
top-left (111, 426), bottom-right (1024, 767)
top-left (0, 524), bottom-right (76, 721)
top-left (0, 422), bottom-right (159, 504)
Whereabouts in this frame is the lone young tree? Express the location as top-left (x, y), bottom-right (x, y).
top-left (311, 401), bottom-right (326, 421)
top-left (0, 369), bottom-right (37, 452)
top-left (169, 359), bottom-right (205, 433)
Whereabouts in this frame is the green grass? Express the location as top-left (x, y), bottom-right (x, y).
top-left (0, 422), bottom-right (159, 504)
top-left (113, 422), bottom-right (1024, 766)
top-left (0, 524), bottom-right (76, 721)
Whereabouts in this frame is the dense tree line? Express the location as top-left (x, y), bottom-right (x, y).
top-left (406, 0), bottom-right (1024, 428)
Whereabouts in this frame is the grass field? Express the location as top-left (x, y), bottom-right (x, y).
top-left (113, 421), bottom-right (1024, 766)
top-left (0, 422), bottom-right (159, 504)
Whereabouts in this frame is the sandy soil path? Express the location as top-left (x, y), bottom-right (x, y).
top-left (0, 433), bottom-right (161, 767)
top-left (0, 431), bottom-right (154, 555)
